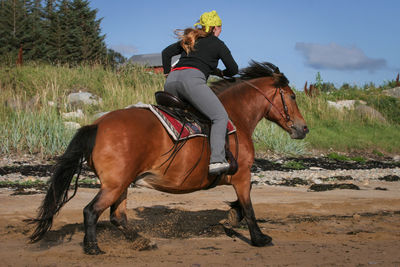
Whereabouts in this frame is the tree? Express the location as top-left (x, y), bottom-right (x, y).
top-left (68, 0), bottom-right (106, 64)
top-left (0, 0), bottom-right (29, 61)
top-left (0, 0), bottom-right (111, 65)
top-left (106, 48), bottom-right (126, 69)
top-left (24, 0), bottom-right (47, 60)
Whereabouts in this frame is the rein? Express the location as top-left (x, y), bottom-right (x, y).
top-left (241, 80), bottom-right (293, 126)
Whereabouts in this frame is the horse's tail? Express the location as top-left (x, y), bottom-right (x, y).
top-left (26, 124), bottom-right (98, 242)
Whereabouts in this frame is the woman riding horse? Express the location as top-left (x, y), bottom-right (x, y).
top-left (162, 10), bottom-right (238, 175)
top-left (27, 61), bottom-right (309, 255)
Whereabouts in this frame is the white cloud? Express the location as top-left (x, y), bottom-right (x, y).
top-left (295, 42), bottom-right (387, 71)
top-left (110, 44), bottom-right (138, 56)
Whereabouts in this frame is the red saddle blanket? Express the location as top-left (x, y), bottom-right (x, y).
top-left (133, 103), bottom-right (236, 141)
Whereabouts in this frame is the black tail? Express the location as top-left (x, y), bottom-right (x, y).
top-left (26, 124), bottom-right (98, 242)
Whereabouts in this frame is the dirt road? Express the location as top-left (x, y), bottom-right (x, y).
top-left (1, 179), bottom-right (400, 266)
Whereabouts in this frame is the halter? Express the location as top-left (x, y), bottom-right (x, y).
top-left (242, 80), bottom-right (293, 127)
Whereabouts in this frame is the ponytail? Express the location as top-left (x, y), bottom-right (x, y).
top-left (174, 27), bottom-right (214, 54)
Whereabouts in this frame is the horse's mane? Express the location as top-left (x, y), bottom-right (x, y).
top-left (210, 60), bottom-right (289, 95)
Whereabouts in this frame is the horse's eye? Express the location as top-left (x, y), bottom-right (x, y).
top-left (291, 94), bottom-right (296, 100)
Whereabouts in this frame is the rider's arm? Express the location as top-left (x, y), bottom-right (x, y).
top-left (218, 42), bottom-right (238, 77)
top-left (162, 42), bottom-right (183, 74)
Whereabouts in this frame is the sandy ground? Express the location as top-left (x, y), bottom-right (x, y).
top-left (1, 180), bottom-right (400, 267)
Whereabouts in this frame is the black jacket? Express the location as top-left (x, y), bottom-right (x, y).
top-left (162, 35), bottom-right (238, 78)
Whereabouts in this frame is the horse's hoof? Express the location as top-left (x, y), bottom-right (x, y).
top-left (227, 208), bottom-right (242, 227)
top-left (131, 236), bottom-right (157, 251)
top-left (251, 234), bottom-right (273, 247)
top-left (84, 242), bottom-right (106, 255)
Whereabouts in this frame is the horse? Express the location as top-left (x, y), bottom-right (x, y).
top-left (27, 61), bottom-right (309, 255)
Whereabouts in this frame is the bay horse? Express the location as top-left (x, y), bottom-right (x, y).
top-left (27, 61), bottom-right (309, 254)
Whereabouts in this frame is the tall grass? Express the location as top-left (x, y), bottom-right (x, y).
top-left (295, 91), bottom-right (400, 153)
top-left (1, 62), bottom-right (399, 157)
top-left (0, 62), bottom-right (164, 157)
top-left (0, 108), bottom-right (75, 155)
top-left (253, 120), bottom-right (308, 156)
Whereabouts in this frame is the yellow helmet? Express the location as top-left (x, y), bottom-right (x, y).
top-left (194, 10), bottom-right (222, 33)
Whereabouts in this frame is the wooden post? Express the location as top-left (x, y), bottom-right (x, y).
top-left (16, 44), bottom-right (23, 66)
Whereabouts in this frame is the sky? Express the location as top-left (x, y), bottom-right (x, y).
top-left (89, 0), bottom-right (400, 89)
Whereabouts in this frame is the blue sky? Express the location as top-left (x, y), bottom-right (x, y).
top-left (89, 0), bottom-right (400, 89)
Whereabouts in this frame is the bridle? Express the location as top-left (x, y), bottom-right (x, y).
top-left (242, 80), bottom-right (294, 128)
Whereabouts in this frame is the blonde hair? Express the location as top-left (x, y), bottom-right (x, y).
top-left (174, 27), bottom-right (214, 54)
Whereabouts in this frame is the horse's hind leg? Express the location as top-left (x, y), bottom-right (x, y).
top-left (83, 185), bottom-right (128, 255)
top-left (110, 188), bottom-right (140, 241)
top-left (232, 175), bottom-right (272, 246)
top-left (110, 188), bottom-right (128, 228)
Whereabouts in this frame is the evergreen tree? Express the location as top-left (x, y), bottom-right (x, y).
top-left (48, 0), bottom-right (71, 63)
top-left (0, 0), bottom-right (29, 60)
top-left (106, 48), bottom-right (126, 69)
top-left (42, 0), bottom-right (56, 62)
top-left (0, 0), bottom-right (11, 57)
top-left (24, 0), bottom-right (47, 60)
top-left (0, 0), bottom-right (112, 65)
top-left (68, 0), bottom-right (106, 64)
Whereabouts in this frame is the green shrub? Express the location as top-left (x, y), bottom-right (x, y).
top-left (0, 108), bottom-right (75, 156)
top-left (253, 120), bottom-right (308, 156)
top-left (282, 160), bottom-right (306, 170)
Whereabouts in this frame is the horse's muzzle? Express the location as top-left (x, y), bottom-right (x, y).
top-left (290, 124), bottom-right (309, 139)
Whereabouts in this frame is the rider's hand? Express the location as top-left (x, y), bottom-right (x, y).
top-left (212, 68), bottom-right (224, 78)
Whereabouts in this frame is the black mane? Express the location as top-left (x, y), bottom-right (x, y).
top-left (210, 60), bottom-right (289, 94)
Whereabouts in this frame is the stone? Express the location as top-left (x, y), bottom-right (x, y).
top-left (355, 105), bottom-right (386, 123)
top-left (93, 111), bottom-right (109, 120)
top-left (327, 100), bottom-right (367, 110)
top-left (5, 95), bottom-right (40, 111)
top-left (62, 109), bottom-right (84, 119)
top-left (64, 121), bottom-right (81, 130)
top-left (67, 91), bottom-right (102, 107)
top-left (382, 87), bottom-right (400, 98)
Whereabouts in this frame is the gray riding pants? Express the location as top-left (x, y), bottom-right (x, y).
top-left (164, 68), bottom-right (228, 164)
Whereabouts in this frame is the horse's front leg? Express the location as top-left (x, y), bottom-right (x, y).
top-left (232, 172), bottom-right (272, 246)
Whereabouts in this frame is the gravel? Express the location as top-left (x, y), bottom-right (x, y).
top-left (1, 154), bottom-right (400, 188)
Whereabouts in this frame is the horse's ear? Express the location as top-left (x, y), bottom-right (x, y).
top-left (304, 82), bottom-right (309, 96)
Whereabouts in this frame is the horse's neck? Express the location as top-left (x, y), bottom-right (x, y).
top-left (220, 81), bottom-right (267, 136)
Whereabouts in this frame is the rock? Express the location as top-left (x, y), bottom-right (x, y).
top-left (355, 105), bottom-right (386, 123)
top-left (382, 87), bottom-right (400, 98)
top-left (62, 109), bottom-right (84, 119)
top-left (5, 95), bottom-right (40, 111)
top-left (93, 111), bottom-right (109, 120)
top-left (67, 91), bottom-right (102, 107)
top-left (393, 155), bottom-right (400, 162)
top-left (327, 100), bottom-right (367, 110)
top-left (64, 121), bottom-right (81, 130)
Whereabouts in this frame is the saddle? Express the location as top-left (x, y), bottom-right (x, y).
top-left (154, 91), bottom-right (238, 178)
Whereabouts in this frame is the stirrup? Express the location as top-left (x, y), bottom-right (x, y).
top-left (209, 162), bottom-right (230, 175)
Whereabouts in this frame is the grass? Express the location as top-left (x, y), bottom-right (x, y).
top-left (282, 160), bottom-right (306, 170)
top-left (0, 63), bottom-right (164, 157)
top-left (1, 62), bottom-right (399, 158)
top-left (0, 107), bottom-right (75, 155)
top-left (253, 120), bottom-right (309, 156)
top-left (327, 152), bottom-right (366, 163)
top-left (295, 90), bottom-right (400, 154)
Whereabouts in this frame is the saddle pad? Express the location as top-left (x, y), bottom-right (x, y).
top-left (133, 103), bottom-right (236, 141)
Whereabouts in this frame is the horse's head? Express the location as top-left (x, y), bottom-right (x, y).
top-left (267, 84), bottom-right (309, 139)
top-left (239, 61), bottom-right (309, 139)
top-left (212, 61), bottom-right (309, 139)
